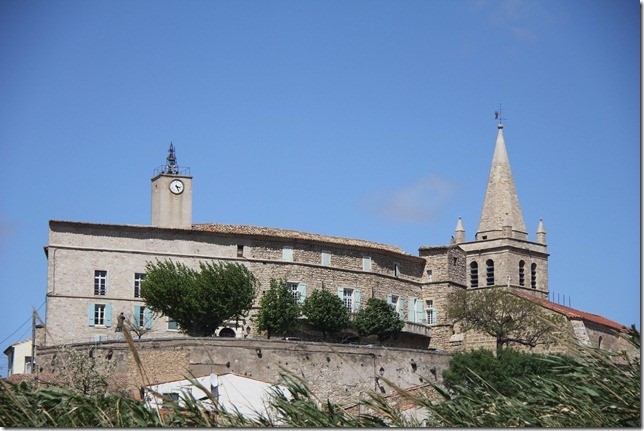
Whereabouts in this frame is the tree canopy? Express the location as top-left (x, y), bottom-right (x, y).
top-left (446, 287), bottom-right (563, 354)
top-left (354, 298), bottom-right (405, 342)
top-left (301, 289), bottom-right (349, 340)
top-left (140, 260), bottom-right (258, 337)
top-left (254, 279), bottom-right (301, 339)
top-left (442, 348), bottom-right (574, 395)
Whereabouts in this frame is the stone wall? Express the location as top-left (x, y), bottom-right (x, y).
top-left (45, 221), bottom-right (436, 346)
top-left (36, 338), bottom-right (452, 406)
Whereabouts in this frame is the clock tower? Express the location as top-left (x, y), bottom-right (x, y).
top-left (151, 144), bottom-right (193, 229)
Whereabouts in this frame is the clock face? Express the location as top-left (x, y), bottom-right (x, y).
top-left (169, 179), bottom-right (184, 195)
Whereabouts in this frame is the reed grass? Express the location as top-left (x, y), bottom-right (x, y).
top-left (0, 335), bottom-right (639, 427)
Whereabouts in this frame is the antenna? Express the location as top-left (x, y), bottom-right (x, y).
top-left (494, 103), bottom-right (507, 124)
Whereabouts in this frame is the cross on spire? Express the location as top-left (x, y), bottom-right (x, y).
top-left (494, 103), bottom-right (507, 125)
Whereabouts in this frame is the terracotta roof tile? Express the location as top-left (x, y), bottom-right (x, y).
top-left (193, 223), bottom-right (414, 257)
top-left (511, 290), bottom-right (629, 332)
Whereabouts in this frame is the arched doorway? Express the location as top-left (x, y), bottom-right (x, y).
top-left (219, 327), bottom-right (236, 338)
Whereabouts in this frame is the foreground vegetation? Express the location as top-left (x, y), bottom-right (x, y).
top-left (1, 344), bottom-right (639, 427)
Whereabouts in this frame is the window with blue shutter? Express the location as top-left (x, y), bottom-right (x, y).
top-left (297, 283), bottom-right (307, 304)
top-left (408, 298), bottom-right (415, 322)
top-left (415, 300), bottom-right (424, 324)
top-left (398, 297), bottom-right (406, 319)
top-left (88, 304), bottom-right (95, 327)
top-left (105, 304), bottom-right (112, 327)
top-left (353, 290), bottom-right (361, 312)
top-left (144, 307), bottom-right (152, 329)
top-left (134, 305), bottom-right (141, 327)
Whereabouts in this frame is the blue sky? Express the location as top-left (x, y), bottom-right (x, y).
top-left (0, 0), bottom-right (639, 375)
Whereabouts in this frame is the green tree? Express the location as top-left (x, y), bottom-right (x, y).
top-left (442, 348), bottom-right (574, 396)
top-left (354, 298), bottom-right (405, 343)
top-left (446, 287), bottom-right (563, 354)
top-left (140, 260), bottom-right (258, 337)
top-left (254, 279), bottom-right (301, 339)
top-left (301, 289), bottom-right (350, 340)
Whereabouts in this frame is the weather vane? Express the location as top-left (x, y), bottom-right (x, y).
top-left (494, 103), bottom-right (507, 125)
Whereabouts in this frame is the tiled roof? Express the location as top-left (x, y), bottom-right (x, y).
top-left (193, 223), bottom-right (413, 256)
top-left (511, 290), bottom-right (629, 333)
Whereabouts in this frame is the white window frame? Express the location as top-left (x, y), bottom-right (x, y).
top-left (287, 281), bottom-right (300, 302)
top-left (94, 270), bottom-right (107, 296)
top-left (282, 246), bottom-right (293, 262)
top-left (343, 288), bottom-right (354, 312)
top-left (425, 300), bottom-right (436, 325)
top-left (94, 304), bottom-right (106, 326)
top-left (362, 256), bottom-right (372, 271)
top-left (134, 273), bottom-right (146, 298)
top-left (321, 251), bottom-right (331, 266)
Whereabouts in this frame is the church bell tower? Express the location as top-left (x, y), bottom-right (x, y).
top-left (151, 144), bottom-right (193, 229)
top-left (457, 122), bottom-right (549, 298)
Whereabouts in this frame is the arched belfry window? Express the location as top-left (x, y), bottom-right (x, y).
top-left (519, 260), bottom-right (525, 286)
top-left (470, 262), bottom-right (479, 288)
top-left (531, 263), bottom-right (537, 289)
top-left (486, 260), bottom-right (495, 286)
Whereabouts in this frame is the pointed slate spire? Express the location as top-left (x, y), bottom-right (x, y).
top-left (476, 124), bottom-right (527, 240)
top-left (454, 217), bottom-right (465, 243)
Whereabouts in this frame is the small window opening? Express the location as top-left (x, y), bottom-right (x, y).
top-left (470, 262), bottom-right (479, 288)
top-left (486, 260), bottom-right (494, 286)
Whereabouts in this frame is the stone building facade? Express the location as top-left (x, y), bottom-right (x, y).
top-left (40, 124), bottom-right (634, 360)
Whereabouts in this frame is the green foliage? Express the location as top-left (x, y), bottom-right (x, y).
top-left (442, 348), bottom-right (574, 396)
top-left (426, 349), bottom-right (641, 427)
top-left (141, 260), bottom-right (258, 337)
top-left (354, 298), bottom-right (405, 342)
top-left (1, 347), bottom-right (639, 427)
top-left (301, 289), bottom-right (350, 340)
top-left (254, 279), bottom-right (301, 338)
top-left (446, 287), bottom-right (563, 353)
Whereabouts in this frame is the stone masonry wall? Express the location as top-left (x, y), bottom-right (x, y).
top-left (46, 222), bottom-right (431, 346)
top-left (36, 338), bottom-right (452, 406)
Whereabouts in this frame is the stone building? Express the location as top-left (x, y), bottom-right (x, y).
top-left (40, 124), bottom-right (634, 356)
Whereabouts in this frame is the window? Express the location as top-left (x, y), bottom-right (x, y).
top-left (394, 263), bottom-right (401, 278)
top-left (343, 288), bottom-right (353, 311)
top-left (362, 256), bottom-right (372, 271)
top-left (322, 251), bottom-right (331, 266)
top-left (388, 294), bottom-right (405, 319)
top-left (134, 305), bottom-right (152, 329)
top-left (531, 263), bottom-right (537, 289)
top-left (282, 246), bottom-right (293, 262)
top-left (486, 260), bottom-right (495, 286)
top-left (168, 317), bottom-right (179, 330)
top-left (452, 256), bottom-right (457, 265)
top-left (288, 282), bottom-right (307, 304)
top-left (94, 270), bottom-right (107, 296)
top-left (338, 288), bottom-right (360, 312)
top-left (88, 303), bottom-right (112, 327)
top-left (237, 245), bottom-right (244, 257)
top-left (470, 262), bottom-right (479, 288)
top-left (407, 298), bottom-right (425, 323)
top-left (426, 300), bottom-right (436, 325)
top-left (134, 273), bottom-right (146, 298)
top-left (519, 261), bottom-right (525, 286)
top-left (427, 269), bottom-right (433, 282)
